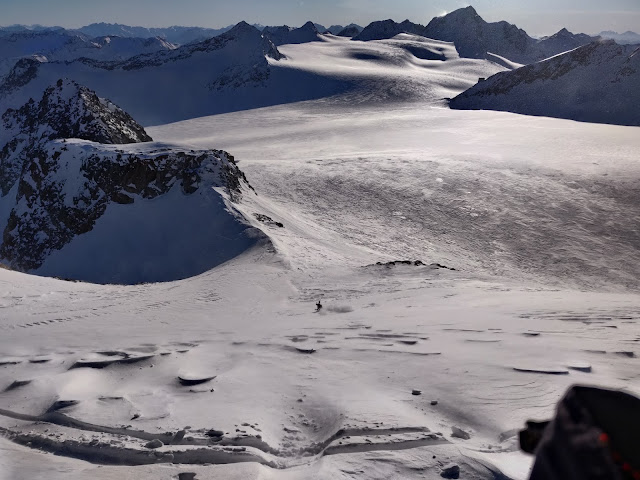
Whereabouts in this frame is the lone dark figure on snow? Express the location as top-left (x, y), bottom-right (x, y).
top-left (315, 300), bottom-right (322, 312)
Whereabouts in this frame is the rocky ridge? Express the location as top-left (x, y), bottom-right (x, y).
top-left (0, 80), bottom-right (253, 275)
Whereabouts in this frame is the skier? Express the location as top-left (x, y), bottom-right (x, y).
top-left (315, 300), bottom-right (322, 312)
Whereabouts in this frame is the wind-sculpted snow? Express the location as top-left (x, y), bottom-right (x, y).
top-left (450, 41), bottom-right (640, 126)
top-left (0, 80), bottom-right (258, 283)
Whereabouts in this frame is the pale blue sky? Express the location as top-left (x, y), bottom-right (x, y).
top-left (2, 0), bottom-right (639, 36)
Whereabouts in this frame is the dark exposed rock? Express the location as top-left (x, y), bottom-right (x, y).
top-left (450, 41), bottom-right (640, 126)
top-left (253, 213), bottom-right (284, 228)
top-left (144, 439), bottom-right (164, 449)
top-left (451, 426), bottom-right (471, 440)
top-left (0, 58), bottom-right (41, 97)
top-left (440, 464), bottom-right (461, 479)
top-left (368, 260), bottom-right (456, 270)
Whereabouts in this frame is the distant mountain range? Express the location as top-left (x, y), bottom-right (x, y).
top-left (598, 30), bottom-right (640, 45)
top-left (0, 8), bottom-right (636, 129)
top-left (0, 30), bottom-right (177, 77)
top-left (354, 7), bottom-right (601, 64)
top-left (0, 22), bottom-right (351, 125)
top-left (0, 23), bottom-right (248, 45)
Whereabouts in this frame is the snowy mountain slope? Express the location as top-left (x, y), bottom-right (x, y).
top-left (0, 27), bottom-right (502, 125)
top-left (450, 41), bottom-right (640, 126)
top-left (151, 37), bottom-right (640, 291)
top-left (0, 31), bottom-right (639, 480)
top-left (0, 30), bottom-right (176, 77)
top-left (262, 21), bottom-right (321, 46)
top-left (0, 22), bottom-right (305, 125)
top-left (2, 104), bottom-right (640, 479)
top-left (0, 79), bottom-right (259, 283)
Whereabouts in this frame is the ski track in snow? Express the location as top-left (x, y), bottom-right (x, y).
top-left (1, 35), bottom-right (639, 480)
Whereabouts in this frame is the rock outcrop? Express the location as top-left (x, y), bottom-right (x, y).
top-left (0, 80), bottom-right (256, 282)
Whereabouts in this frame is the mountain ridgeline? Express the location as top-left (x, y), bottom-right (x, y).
top-left (354, 6), bottom-right (600, 64)
top-left (450, 41), bottom-right (640, 126)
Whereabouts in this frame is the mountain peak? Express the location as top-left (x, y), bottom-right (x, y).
top-left (3, 79), bottom-right (151, 148)
top-left (227, 21), bottom-right (258, 34)
top-left (449, 5), bottom-right (480, 18)
top-left (300, 21), bottom-right (318, 32)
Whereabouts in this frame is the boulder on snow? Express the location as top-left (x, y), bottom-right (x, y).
top-left (451, 426), bottom-right (471, 440)
top-left (145, 439), bottom-right (164, 449)
top-left (440, 464), bottom-right (461, 479)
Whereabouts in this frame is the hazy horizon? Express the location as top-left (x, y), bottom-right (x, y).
top-left (1, 0), bottom-right (639, 37)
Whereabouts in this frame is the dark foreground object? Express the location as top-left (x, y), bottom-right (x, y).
top-left (522, 385), bottom-right (640, 480)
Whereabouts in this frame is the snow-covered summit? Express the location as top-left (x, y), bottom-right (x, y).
top-left (450, 40), bottom-right (640, 126)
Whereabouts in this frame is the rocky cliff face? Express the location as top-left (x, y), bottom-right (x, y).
top-left (450, 41), bottom-right (640, 126)
top-left (0, 80), bottom-right (254, 278)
